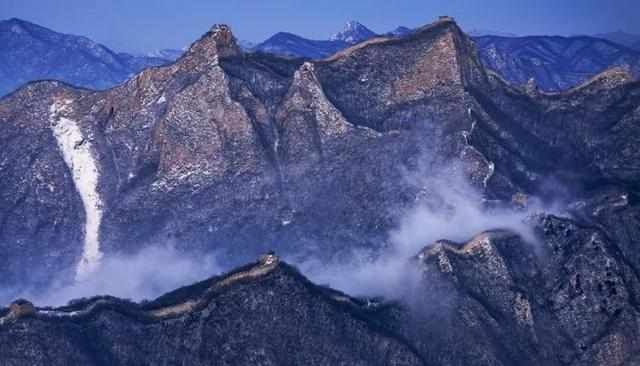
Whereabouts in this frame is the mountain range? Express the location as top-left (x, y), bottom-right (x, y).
top-left (594, 31), bottom-right (640, 51)
top-left (2, 18), bottom-right (640, 95)
top-left (0, 18), bottom-right (169, 96)
top-left (1, 16), bottom-right (640, 365)
top-left (475, 34), bottom-right (640, 90)
top-left (253, 21), bottom-right (640, 91)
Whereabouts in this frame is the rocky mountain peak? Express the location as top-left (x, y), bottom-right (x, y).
top-left (182, 23), bottom-right (241, 63)
top-left (412, 16), bottom-right (461, 38)
top-left (208, 24), bottom-right (240, 56)
top-left (330, 20), bottom-right (376, 43)
top-left (410, 17), bottom-right (488, 87)
top-left (309, 16), bottom-right (488, 131)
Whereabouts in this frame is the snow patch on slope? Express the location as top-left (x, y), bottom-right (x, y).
top-left (49, 99), bottom-right (104, 280)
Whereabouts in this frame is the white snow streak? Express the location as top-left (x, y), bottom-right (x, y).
top-left (49, 100), bottom-right (104, 280)
top-left (484, 161), bottom-right (495, 188)
top-left (156, 93), bottom-right (166, 104)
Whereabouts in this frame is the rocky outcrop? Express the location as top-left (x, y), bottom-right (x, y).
top-left (405, 212), bottom-right (640, 366)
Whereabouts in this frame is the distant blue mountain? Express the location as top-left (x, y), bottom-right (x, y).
top-left (254, 32), bottom-right (349, 59)
top-left (254, 21), bottom-right (379, 59)
top-left (385, 26), bottom-right (413, 37)
top-left (0, 18), bottom-right (169, 96)
top-left (593, 31), bottom-right (640, 51)
top-left (475, 34), bottom-right (640, 90)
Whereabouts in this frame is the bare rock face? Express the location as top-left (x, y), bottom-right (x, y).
top-left (1, 17), bottom-right (640, 365)
top-left (314, 18), bottom-right (486, 133)
top-left (7, 299), bottom-right (35, 319)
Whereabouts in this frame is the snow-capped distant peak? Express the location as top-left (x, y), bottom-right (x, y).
top-left (330, 20), bottom-right (376, 44)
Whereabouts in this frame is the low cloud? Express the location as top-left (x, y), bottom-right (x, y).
top-left (1, 157), bottom-right (567, 308)
top-left (296, 160), bottom-right (556, 299)
top-left (28, 245), bottom-right (221, 307)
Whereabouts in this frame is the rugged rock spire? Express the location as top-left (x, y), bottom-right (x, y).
top-left (180, 24), bottom-right (241, 68)
top-left (206, 24), bottom-right (241, 58)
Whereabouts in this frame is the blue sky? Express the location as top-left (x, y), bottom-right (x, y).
top-left (2, 0), bottom-right (638, 53)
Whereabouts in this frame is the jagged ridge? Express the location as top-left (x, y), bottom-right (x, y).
top-left (0, 254), bottom-right (425, 366)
